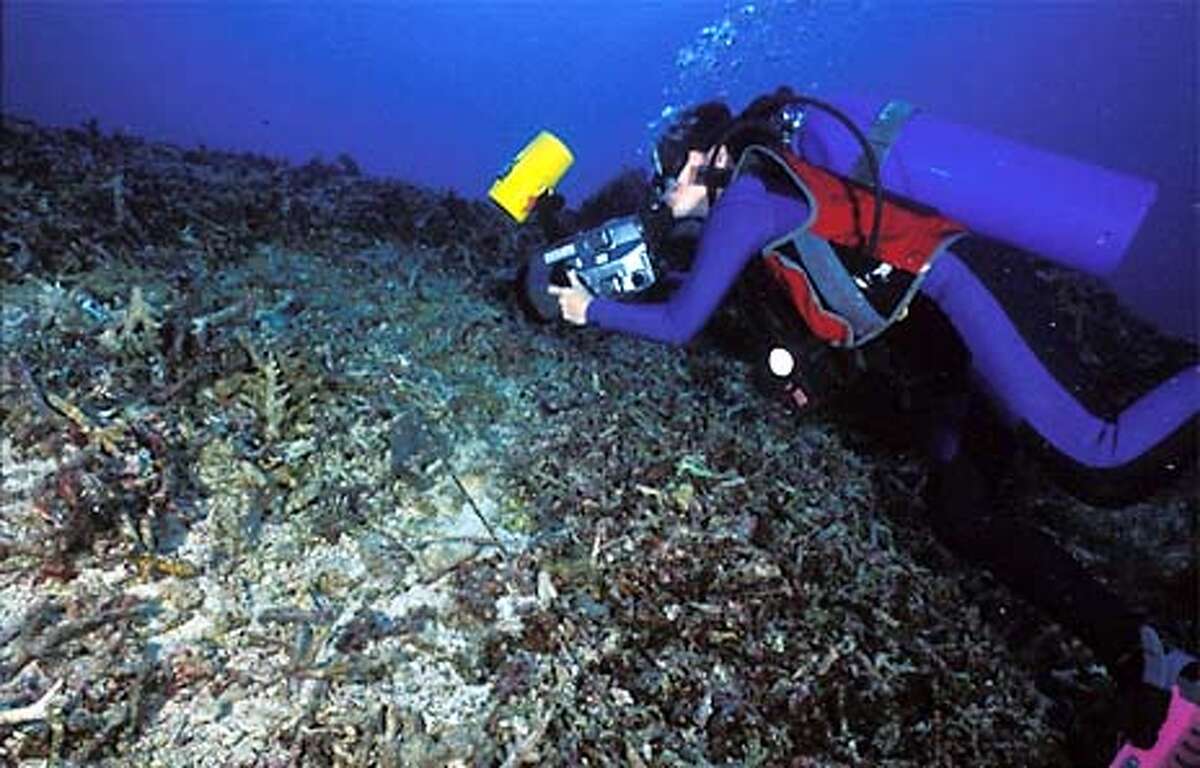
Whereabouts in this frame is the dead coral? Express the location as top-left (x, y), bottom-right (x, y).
top-left (236, 335), bottom-right (293, 443)
top-left (0, 113), bottom-right (1193, 767)
top-left (98, 285), bottom-right (162, 358)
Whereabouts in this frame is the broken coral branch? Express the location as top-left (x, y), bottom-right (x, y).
top-left (0, 678), bottom-right (62, 726)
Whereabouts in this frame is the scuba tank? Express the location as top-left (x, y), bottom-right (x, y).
top-left (796, 94), bottom-right (1157, 276)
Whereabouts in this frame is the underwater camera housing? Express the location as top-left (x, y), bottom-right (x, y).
top-left (522, 210), bottom-right (664, 321)
top-left (544, 215), bottom-right (656, 295)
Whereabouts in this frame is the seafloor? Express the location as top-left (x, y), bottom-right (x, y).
top-left (0, 115), bottom-right (1195, 767)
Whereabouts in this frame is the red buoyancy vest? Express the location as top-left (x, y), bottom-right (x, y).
top-left (737, 145), bottom-right (965, 347)
top-left (785, 153), bottom-right (963, 274)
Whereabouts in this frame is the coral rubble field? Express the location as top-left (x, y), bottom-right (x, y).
top-left (0, 116), bottom-right (1194, 766)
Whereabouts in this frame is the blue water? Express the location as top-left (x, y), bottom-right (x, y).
top-left (4, 0), bottom-right (1196, 338)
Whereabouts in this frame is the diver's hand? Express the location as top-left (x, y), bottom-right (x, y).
top-left (547, 271), bottom-right (592, 326)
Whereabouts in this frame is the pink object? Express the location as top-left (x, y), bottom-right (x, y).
top-left (1108, 684), bottom-right (1200, 768)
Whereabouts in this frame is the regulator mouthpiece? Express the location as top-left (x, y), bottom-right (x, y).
top-left (489, 131), bottom-right (574, 223)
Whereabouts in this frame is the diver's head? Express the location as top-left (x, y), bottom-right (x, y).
top-left (653, 101), bottom-right (734, 218)
top-left (651, 89), bottom-right (805, 222)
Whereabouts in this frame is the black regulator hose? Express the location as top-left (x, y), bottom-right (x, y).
top-left (713, 94), bottom-right (885, 264)
top-left (784, 95), bottom-right (884, 264)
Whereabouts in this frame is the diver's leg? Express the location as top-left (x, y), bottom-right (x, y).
top-left (925, 441), bottom-right (1183, 755)
top-left (918, 250), bottom-right (1199, 505)
top-left (918, 381), bottom-right (1146, 671)
top-left (925, 445), bottom-right (1146, 674)
top-left (903, 296), bottom-right (1195, 753)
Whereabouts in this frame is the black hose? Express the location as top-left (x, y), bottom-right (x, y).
top-left (713, 94), bottom-right (885, 264)
top-left (784, 95), bottom-right (884, 264)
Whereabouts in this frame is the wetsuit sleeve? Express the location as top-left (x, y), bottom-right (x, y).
top-left (586, 176), bottom-right (796, 346)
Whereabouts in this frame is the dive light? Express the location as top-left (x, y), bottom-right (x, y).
top-left (489, 130), bottom-right (574, 223)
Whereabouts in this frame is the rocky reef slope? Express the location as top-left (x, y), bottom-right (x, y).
top-left (0, 115), bottom-right (1194, 766)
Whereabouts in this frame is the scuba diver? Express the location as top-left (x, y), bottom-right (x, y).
top-left (539, 88), bottom-right (1199, 761)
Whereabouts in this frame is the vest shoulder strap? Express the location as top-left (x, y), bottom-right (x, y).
top-left (849, 99), bottom-right (919, 185)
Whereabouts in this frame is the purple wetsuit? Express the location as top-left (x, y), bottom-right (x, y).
top-left (588, 174), bottom-right (1199, 475)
